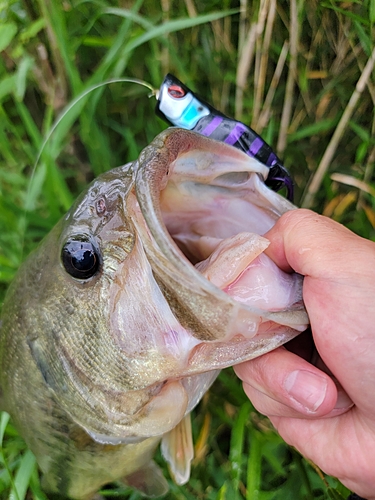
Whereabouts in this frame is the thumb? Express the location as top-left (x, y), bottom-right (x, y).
top-left (264, 209), bottom-right (375, 279)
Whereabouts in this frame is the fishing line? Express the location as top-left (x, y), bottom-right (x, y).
top-left (22, 77), bottom-right (157, 257)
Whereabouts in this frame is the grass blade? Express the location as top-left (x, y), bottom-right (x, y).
top-left (122, 9), bottom-right (239, 54)
top-left (9, 450), bottom-right (37, 500)
top-left (229, 402), bottom-right (251, 498)
top-left (246, 427), bottom-right (262, 500)
top-left (302, 46), bottom-right (375, 208)
top-left (0, 412), bottom-right (10, 444)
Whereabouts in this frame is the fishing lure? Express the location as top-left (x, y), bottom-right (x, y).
top-left (155, 74), bottom-right (294, 201)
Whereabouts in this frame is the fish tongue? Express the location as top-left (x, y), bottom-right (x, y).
top-left (195, 232), bottom-right (270, 288)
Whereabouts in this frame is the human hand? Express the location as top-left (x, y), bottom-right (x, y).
top-left (235, 209), bottom-right (375, 498)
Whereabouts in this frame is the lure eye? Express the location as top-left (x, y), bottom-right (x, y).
top-left (167, 84), bottom-right (186, 99)
top-left (61, 238), bottom-right (100, 280)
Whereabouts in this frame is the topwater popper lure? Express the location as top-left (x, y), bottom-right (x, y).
top-left (155, 74), bottom-right (294, 201)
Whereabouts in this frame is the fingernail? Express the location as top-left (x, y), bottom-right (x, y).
top-left (284, 370), bottom-right (327, 412)
top-left (334, 389), bottom-right (353, 410)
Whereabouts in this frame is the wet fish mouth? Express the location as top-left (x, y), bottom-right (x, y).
top-left (133, 128), bottom-right (307, 346)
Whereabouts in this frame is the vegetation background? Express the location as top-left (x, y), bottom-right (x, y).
top-left (0, 0), bottom-right (374, 498)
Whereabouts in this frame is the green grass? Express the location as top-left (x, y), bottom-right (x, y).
top-left (0, 0), bottom-right (374, 498)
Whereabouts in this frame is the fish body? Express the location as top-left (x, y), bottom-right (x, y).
top-left (155, 74), bottom-right (294, 200)
top-left (0, 129), bottom-right (308, 498)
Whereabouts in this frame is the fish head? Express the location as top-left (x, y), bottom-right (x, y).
top-left (18, 128), bottom-right (308, 446)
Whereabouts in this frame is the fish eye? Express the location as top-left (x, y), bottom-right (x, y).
top-left (167, 84), bottom-right (186, 98)
top-left (61, 237), bottom-right (100, 280)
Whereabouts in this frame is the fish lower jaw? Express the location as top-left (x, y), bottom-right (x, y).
top-left (185, 327), bottom-right (297, 373)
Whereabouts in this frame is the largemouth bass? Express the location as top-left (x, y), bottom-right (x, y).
top-left (0, 128), bottom-right (308, 499)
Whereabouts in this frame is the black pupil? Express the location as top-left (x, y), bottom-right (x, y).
top-left (62, 239), bottom-right (100, 279)
top-left (74, 247), bottom-right (95, 271)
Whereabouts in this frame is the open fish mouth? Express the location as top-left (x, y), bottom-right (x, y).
top-left (129, 128), bottom-right (308, 371)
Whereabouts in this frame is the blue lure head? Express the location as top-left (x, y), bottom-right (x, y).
top-left (155, 74), bottom-right (294, 202)
top-left (155, 74), bottom-right (212, 129)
